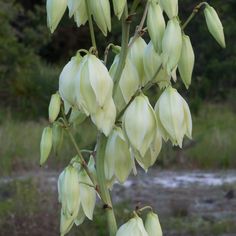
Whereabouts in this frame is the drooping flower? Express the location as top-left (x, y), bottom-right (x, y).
top-left (159, 0), bottom-right (178, 19)
top-left (89, 0), bottom-right (111, 36)
top-left (154, 86), bottom-right (192, 147)
top-left (46, 0), bottom-right (67, 33)
top-left (112, 0), bottom-right (126, 19)
top-left (104, 127), bottom-right (132, 183)
top-left (123, 94), bottom-right (157, 158)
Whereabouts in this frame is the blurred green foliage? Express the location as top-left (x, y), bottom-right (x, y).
top-left (0, 0), bottom-right (235, 118)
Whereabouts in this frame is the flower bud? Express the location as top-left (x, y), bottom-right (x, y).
top-left (162, 18), bottom-right (182, 75)
top-left (69, 109), bottom-right (87, 125)
top-left (145, 212), bottom-right (163, 236)
top-left (128, 37), bottom-right (147, 86)
top-left (78, 169), bottom-right (96, 220)
top-left (48, 92), bottom-right (61, 123)
top-left (59, 54), bottom-right (82, 108)
top-left (40, 127), bottom-right (53, 165)
top-left (46, 0), bottom-right (67, 33)
top-left (143, 41), bottom-right (170, 89)
top-left (178, 34), bottom-right (195, 89)
top-left (147, 1), bottom-right (166, 53)
top-left (105, 127), bottom-right (132, 183)
top-left (204, 4), bottom-right (226, 48)
top-left (89, 0), bottom-right (111, 36)
top-left (112, 0), bottom-right (126, 19)
top-left (154, 87), bottom-right (192, 147)
top-left (159, 0), bottom-right (178, 19)
top-left (52, 122), bottom-right (64, 154)
top-left (76, 54), bottom-right (115, 135)
top-left (59, 166), bottom-right (80, 217)
top-left (110, 55), bottom-right (140, 112)
top-left (123, 94), bottom-right (157, 158)
top-left (116, 216), bottom-right (149, 236)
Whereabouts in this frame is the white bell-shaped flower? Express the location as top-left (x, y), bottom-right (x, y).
top-left (76, 54), bottom-right (115, 135)
top-left (59, 54), bottom-right (82, 108)
top-left (46, 0), bottom-right (67, 33)
top-left (204, 4), bottom-right (226, 48)
top-left (145, 212), bottom-right (163, 236)
top-left (68, 0), bottom-right (88, 27)
top-left (143, 41), bottom-right (170, 89)
top-left (116, 216), bottom-right (149, 236)
top-left (159, 0), bottom-right (178, 19)
top-left (89, 0), bottom-right (111, 36)
top-left (154, 86), bottom-right (192, 147)
top-left (137, 129), bottom-right (162, 171)
top-left (123, 94), bottom-right (157, 157)
top-left (128, 37), bottom-right (147, 86)
top-left (112, 0), bottom-right (126, 19)
top-left (58, 166), bottom-right (80, 217)
top-left (162, 18), bottom-right (182, 75)
top-left (105, 127), bottom-right (132, 183)
top-left (110, 55), bottom-right (140, 112)
top-left (147, 1), bottom-right (166, 53)
top-left (60, 209), bottom-right (74, 236)
top-left (178, 34), bottom-right (195, 89)
top-left (78, 169), bottom-right (96, 220)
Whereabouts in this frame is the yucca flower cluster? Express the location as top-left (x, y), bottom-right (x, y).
top-left (40, 0), bottom-right (226, 235)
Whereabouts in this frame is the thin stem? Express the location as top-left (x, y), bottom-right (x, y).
top-left (182, 2), bottom-right (208, 30)
top-left (113, 4), bottom-right (130, 86)
top-left (137, 206), bottom-right (153, 213)
top-left (129, 1), bottom-right (149, 48)
top-left (96, 133), bottom-right (117, 236)
top-left (85, 0), bottom-right (97, 50)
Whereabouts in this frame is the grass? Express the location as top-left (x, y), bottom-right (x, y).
top-left (0, 102), bottom-right (236, 176)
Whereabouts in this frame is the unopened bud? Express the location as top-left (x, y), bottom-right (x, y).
top-left (145, 212), bottom-right (163, 236)
top-left (162, 18), bottom-right (182, 75)
top-left (40, 127), bottom-right (53, 165)
top-left (178, 34), bottom-right (195, 89)
top-left (128, 37), bottom-right (147, 86)
top-left (48, 92), bottom-right (61, 123)
top-left (52, 122), bottom-right (64, 154)
top-left (204, 4), bottom-right (226, 48)
top-left (46, 0), bottom-right (67, 33)
top-left (147, 1), bottom-right (166, 53)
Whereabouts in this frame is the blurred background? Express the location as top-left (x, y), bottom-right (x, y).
top-left (0, 0), bottom-right (235, 235)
